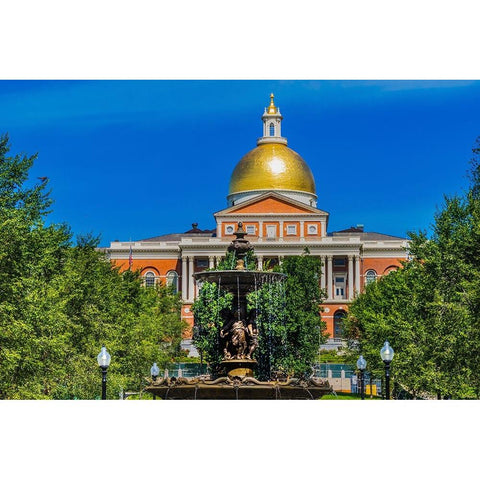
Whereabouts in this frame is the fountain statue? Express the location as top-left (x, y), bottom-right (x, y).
top-left (145, 222), bottom-right (332, 399)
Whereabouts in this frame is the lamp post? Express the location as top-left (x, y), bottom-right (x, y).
top-left (380, 340), bottom-right (394, 400)
top-left (356, 355), bottom-right (367, 400)
top-left (151, 362), bottom-right (160, 381)
top-left (97, 345), bottom-right (111, 400)
top-left (150, 362), bottom-right (160, 400)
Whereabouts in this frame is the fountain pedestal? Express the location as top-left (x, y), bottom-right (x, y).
top-left (221, 359), bottom-right (257, 377)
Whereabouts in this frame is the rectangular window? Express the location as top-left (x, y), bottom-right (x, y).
top-left (335, 287), bottom-right (345, 296)
top-left (246, 225), bottom-right (255, 235)
top-left (335, 277), bottom-right (345, 284)
top-left (196, 259), bottom-right (208, 268)
top-left (334, 258), bottom-right (346, 266)
top-left (266, 225), bottom-right (276, 239)
top-left (286, 224), bottom-right (297, 235)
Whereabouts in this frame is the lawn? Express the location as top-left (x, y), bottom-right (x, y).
top-left (321, 391), bottom-right (382, 400)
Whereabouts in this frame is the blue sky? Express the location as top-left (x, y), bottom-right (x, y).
top-left (1, 80), bottom-right (479, 246)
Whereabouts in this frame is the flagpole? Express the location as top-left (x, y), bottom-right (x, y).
top-left (128, 238), bottom-right (133, 270)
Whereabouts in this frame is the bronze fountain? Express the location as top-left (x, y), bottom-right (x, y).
top-left (145, 222), bottom-right (332, 400)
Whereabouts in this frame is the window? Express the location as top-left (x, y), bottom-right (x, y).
top-left (196, 259), bottom-right (208, 268)
top-left (333, 258), bottom-right (346, 266)
top-left (144, 271), bottom-right (155, 287)
top-left (365, 270), bottom-right (377, 285)
top-left (225, 224), bottom-right (235, 235)
top-left (307, 224), bottom-right (318, 235)
top-left (286, 224), bottom-right (297, 235)
top-left (266, 225), bottom-right (276, 239)
top-left (166, 271), bottom-right (178, 293)
top-left (334, 276), bottom-right (345, 299)
top-left (269, 122), bottom-right (275, 136)
top-left (334, 310), bottom-right (346, 340)
top-left (384, 266), bottom-right (398, 275)
top-left (246, 225), bottom-right (255, 235)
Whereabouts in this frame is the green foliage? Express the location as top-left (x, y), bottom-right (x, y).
top-left (344, 136), bottom-right (480, 399)
top-left (274, 253), bottom-right (328, 377)
top-left (318, 349), bottom-right (346, 363)
top-left (215, 249), bottom-right (257, 271)
top-left (191, 281), bottom-right (233, 375)
top-left (0, 134), bottom-right (186, 399)
top-left (247, 279), bottom-right (288, 379)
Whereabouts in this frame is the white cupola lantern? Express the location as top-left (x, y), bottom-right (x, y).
top-left (258, 93), bottom-right (287, 146)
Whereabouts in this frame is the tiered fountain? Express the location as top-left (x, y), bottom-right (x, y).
top-left (145, 222), bottom-right (332, 400)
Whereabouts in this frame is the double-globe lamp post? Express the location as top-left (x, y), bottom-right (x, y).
top-left (356, 355), bottom-right (367, 400)
top-left (380, 340), bottom-right (394, 400)
top-left (97, 345), bottom-right (111, 400)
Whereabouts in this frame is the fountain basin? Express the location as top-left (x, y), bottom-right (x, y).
top-left (145, 376), bottom-right (332, 400)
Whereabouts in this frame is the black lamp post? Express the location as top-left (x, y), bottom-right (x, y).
top-left (380, 340), bottom-right (394, 400)
top-left (97, 345), bottom-right (111, 400)
top-left (150, 362), bottom-right (160, 400)
top-left (356, 355), bottom-right (367, 400)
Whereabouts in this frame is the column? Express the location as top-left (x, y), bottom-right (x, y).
top-left (348, 255), bottom-right (354, 300)
top-left (355, 255), bottom-right (361, 294)
top-left (181, 256), bottom-right (188, 301)
top-left (258, 221), bottom-right (263, 239)
top-left (257, 255), bottom-right (263, 270)
top-left (300, 221), bottom-right (305, 239)
top-left (188, 256), bottom-right (195, 301)
top-left (327, 255), bottom-right (333, 300)
top-left (216, 256), bottom-right (222, 268)
top-left (208, 256), bottom-right (215, 269)
top-left (279, 255), bottom-right (284, 265)
top-left (216, 221), bottom-right (222, 238)
top-left (320, 255), bottom-right (326, 290)
top-left (279, 221), bottom-right (284, 239)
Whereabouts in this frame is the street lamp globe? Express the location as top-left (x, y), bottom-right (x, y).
top-left (151, 362), bottom-right (160, 379)
top-left (97, 345), bottom-right (111, 368)
top-left (380, 341), bottom-right (394, 363)
top-left (357, 355), bottom-right (367, 371)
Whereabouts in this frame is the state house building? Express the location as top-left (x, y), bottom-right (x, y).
top-left (107, 95), bottom-right (407, 351)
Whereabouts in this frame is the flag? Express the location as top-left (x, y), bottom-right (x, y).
top-left (128, 245), bottom-right (133, 269)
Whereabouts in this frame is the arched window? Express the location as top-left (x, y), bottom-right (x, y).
top-left (144, 271), bottom-right (155, 288)
top-left (166, 271), bottom-right (178, 294)
top-left (384, 266), bottom-right (398, 275)
top-left (365, 270), bottom-right (377, 285)
top-left (334, 310), bottom-right (346, 340)
top-left (269, 123), bottom-right (275, 136)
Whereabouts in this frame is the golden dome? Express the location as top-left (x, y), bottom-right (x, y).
top-left (228, 143), bottom-right (316, 195)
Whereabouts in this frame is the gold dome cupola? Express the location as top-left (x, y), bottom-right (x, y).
top-left (227, 95), bottom-right (317, 207)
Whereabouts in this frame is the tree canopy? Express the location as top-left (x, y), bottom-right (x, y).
top-left (343, 136), bottom-right (480, 399)
top-left (0, 134), bottom-right (186, 399)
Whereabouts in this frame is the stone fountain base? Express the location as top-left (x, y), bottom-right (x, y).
top-left (145, 376), bottom-right (332, 400)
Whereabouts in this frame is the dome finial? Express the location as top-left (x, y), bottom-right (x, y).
top-left (267, 93), bottom-right (277, 114)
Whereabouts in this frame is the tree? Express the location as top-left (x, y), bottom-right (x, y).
top-left (0, 134), bottom-right (186, 399)
top-left (344, 136), bottom-right (480, 399)
top-left (269, 252), bottom-right (328, 378)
